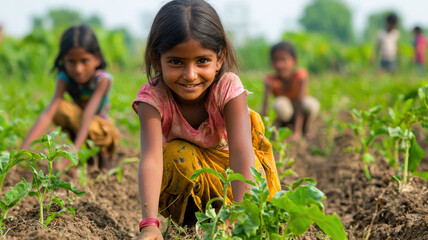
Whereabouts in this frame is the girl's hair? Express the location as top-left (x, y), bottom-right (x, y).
top-left (52, 24), bottom-right (107, 72)
top-left (414, 26), bottom-right (423, 34)
top-left (386, 13), bottom-right (398, 25)
top-left (144, 0), bottom-right (238, 85)
top-left (270, 41), bottom-right (297, 61)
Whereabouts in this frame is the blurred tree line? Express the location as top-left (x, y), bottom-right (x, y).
top-left (0, 0), bottom-right (423, 80)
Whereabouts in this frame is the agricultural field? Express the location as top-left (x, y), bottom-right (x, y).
top-left (1, 24), bottom-right (428, 239)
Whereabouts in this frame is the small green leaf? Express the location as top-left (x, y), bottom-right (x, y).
top-left (52, 151), bottom-right (78, 166)
top-left (362, 153), bottom-right (375, 164)
top-left (291, 178), bottom-right (317, 190)
top-left (388, 127), bottom-right (403, 138)
top-left (2, 178), bottom-right (32, 210)
top-left (309, 206), bottom-right (348, 240)
top-left (191, 168), bottom-right (226, 183)
top-left (412, 171), bottom-right (428, 181)
top-left (408, 137), bottom-right (425, 172)
top-left (195, 212), bottom-right (210, 223)
top-left (227, 173), bottom-right (255, 186)
top-left (49, 178), bottom-right (85, 196)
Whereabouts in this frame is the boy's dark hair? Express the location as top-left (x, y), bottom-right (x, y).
top-left (144, 0), bottom-right (238, 85)
top-left (386, 13), bottom-right (398, 24)
top-left (52, 24), bottom-right (107, 73)
top-left (270, 41), bottom-right (297, 61)
top-left (414, 26), bottom-right (423, 34)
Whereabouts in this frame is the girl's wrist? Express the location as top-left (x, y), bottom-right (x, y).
top-left (139, 217), bottom-right (160, 232)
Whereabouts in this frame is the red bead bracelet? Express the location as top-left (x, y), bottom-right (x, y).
top-left (139, 217), bottom-right (160, 232)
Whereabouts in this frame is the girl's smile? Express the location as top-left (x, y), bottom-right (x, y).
top-left (158, 38), bottom-right (224, 103)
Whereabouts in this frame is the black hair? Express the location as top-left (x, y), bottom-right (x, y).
top-left (270, 41), bottom-right (297, 61)
top-left (386, 13), bottom-right (398, 25)
top-left (414, 26), bottom-right (423, 34)
top-left (52, 24), bottom-right (107, 72)
top-left (144, 0), bottom-right (238, 85)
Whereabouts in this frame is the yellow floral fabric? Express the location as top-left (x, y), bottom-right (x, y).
top-left (159, 110), bottom-right (280, 225)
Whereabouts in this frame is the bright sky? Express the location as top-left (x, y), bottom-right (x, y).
top-left (1, 0), bottom-right (428, 42)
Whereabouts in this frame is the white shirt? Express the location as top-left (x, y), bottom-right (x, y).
top-left (377, 29), bottom-right (400, 61)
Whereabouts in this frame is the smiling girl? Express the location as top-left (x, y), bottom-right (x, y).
top-left (133, 0), bottom-right (280, 239)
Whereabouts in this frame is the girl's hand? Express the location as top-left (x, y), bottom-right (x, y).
top-left (136, 226), bottom-right (163, 240)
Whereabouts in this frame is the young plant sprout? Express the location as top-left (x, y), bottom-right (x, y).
top-left (28, 132), bottom-right (85, 226)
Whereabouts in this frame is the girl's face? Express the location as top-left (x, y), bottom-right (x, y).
top-left (64, 47), bottom-right (100, 84)
top-left (157, 38), bottom-right (223, 103)
top-left (271, 49), bottom-right (296, 80)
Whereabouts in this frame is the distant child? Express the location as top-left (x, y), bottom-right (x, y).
top-left (373, 13), bottom-right (400, 73)
top-left (133, 0), bottom-right (280, 238)
top-left (261, 41), bottom-right (320, 140)
top-left (413, 26), bottom-right (426, 73)
top-left (21, 25), bottom-right (119, 172)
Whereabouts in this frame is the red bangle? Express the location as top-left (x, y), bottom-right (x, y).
top-left (139, 218), bottom-right (160, 231)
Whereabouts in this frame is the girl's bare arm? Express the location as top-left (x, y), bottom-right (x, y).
top-left (136, 102), bottom-right (163, 239)
top-left (224, 93), bottom-right (255, 202)
top-left (21, 80), bottom-right (67, 149)
top-left (73, 77), bottom-right (110, 150)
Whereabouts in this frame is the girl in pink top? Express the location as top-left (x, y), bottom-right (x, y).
top-left (413, 26), bottom-right (426, 73)
top-left (133, 0), bottom-right (280, 238)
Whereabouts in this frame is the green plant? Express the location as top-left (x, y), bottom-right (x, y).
top-left (0, 149), bottom-right (41, 235)
top-left (191, 168), bottom-right (254, 240)
top-left (346, 106), bottom-right (387, 180)
top-left (0, 111), bottom-right (24, 155)
top-left (191, 167), bottom-right (347, 239)
top-left (76, 140), bottom-right (99, 185)
top-left (386, 99), bottom-right (426, 184)
top-left (107, 157), bottom-right (139, 183)
top-left (28, 132), bottom-right (85, 226)
top-left (0, 178), bottom-right (32, 236)
top-left (263, 110), bottom-right (297, 178)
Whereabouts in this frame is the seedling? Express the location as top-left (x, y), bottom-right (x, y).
top-left (0, 178), bottom-right (32, 236)
top-left (263, 110), bottom-right (297, 178)
top-left (28, 132), bottom-right (85, 226)
top-left (0, 150), bottom-right (39, 235)
top-left (191, 167), bottom-right (254, 240)
top-left (0, 111), bottom-right (24, 154)
top-left (76, 140), bottom-right (99, 185)
top-left (346, 106), bottom-right (387, 180)
top-left (107, 157), bottom-right (139, 183)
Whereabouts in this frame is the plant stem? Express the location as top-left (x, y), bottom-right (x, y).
top-left (363, 162), bottom-right (371, 181)
top-left (403, 140), bottom-right (411, 184)
top-left (394, 140), bottom-right (399, 169)
top-left (39, 197), bottom-right (44, 225)
top-left (0, 174), bottom-right (6, 197)
top-left (0, 210), bottom-right (6, 236)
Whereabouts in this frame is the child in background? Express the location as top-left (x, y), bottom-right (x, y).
top-left (373, 13), bottom-right (400, 73)
top-left (261, 41), bottom-right (320, 140)
top-left (21, 24), bottom-right (119, 172)
top-left (413, 26), bottom-right (426, 74)
top-left (133, 0), bottom-right (280, 238)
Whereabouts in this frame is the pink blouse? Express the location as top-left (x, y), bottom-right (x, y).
top-left (133, 72), bottom-right (249, 150)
